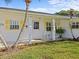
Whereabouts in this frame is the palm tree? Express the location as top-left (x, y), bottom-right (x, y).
top-left (69, 9), bottom-right (76, 40)
top-left (0, 0), bottom-right (11, 51)
top-left (12, 0), bottom-right (31, 48)
top-left (4, 0), bottom-right (40, 48)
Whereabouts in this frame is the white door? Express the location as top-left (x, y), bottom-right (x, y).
top-left (32, 20), bottom-right (42, 40)
top-left (44, 22), bottom-right (52, 41)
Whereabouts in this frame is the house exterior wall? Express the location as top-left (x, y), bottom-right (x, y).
top-left (0, 8), bottom-right (54, 45)
top-left (0, 8), bottom-right (25, 44)
top-left (55, 18), bottom-right (79, 39)
top-left (63, 18), bottom-right (79, 39)
top-left (0, 7), bottom-right (79, 46)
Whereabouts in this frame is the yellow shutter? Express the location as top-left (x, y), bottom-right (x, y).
top-left (5, 19), bottom-right (10, 30)
top-left (43, 19), bottom-right (46, 31)
top-left (19, 20), bottom-right (24, 28)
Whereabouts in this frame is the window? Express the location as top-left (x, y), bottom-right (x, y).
top-left (10, 20), bottom-right (19, 30)
top-left (46, 22), bottom-right (51, 31)
top-left (72, 22), bottom-right (79, 28)
top-left (34, 22), bottom-right (39, 29)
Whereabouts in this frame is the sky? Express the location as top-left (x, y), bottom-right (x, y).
top-left (0, 0), bottom-right (79, 14)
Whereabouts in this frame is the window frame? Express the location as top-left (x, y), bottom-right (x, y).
top-left (72, 22), bottom-right (79, 29)
top-left (46, 22), bottom-right (51, 31)
top-left (10, 20), bottom-right (19, 30)
top-left (33, 21), bottom-right (39, 29)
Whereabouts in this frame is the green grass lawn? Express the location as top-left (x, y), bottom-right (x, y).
top-left (1, 41), bottom-right (79, 59)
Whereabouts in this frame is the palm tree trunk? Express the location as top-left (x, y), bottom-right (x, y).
top-left (0, 36), bottom-right (8, 49)
top-left (69, 19), bottom-right (76, 40)
top-left (12, 4), bottom-right (29, 48)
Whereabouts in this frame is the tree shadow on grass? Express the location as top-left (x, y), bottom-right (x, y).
top-left (41, 54), bottom-right (53, 59)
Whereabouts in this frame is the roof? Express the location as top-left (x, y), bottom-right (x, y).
top-left (0, 7), bottom-right (78, 19)
top-left (0, 7), bottom-right (53, 16)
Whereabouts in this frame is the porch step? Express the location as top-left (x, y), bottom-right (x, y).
top-left (17, 39), bottom-right (44, 45)
top-left (31, 40), bottom-right (44, 43)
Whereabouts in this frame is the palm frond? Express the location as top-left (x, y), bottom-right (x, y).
top-left (4, 0), bottom-right (12, 5)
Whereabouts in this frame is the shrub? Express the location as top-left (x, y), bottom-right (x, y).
top-left (56, 27), bottom-right (65, 38)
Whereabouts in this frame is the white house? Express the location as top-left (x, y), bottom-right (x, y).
top-left (0, 7), bottom-right (79, 48)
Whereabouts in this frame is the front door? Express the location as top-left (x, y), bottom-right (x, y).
top-left (44, 22), bottom-right (52, 41)
top-left (32, 20), bottom-right (42, 40)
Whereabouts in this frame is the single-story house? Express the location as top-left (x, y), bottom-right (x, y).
top-left (0, 7), bottom-right (79, 47)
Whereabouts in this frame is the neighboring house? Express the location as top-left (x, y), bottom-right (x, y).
top-left (0, 7), bottom-right (79, 46)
